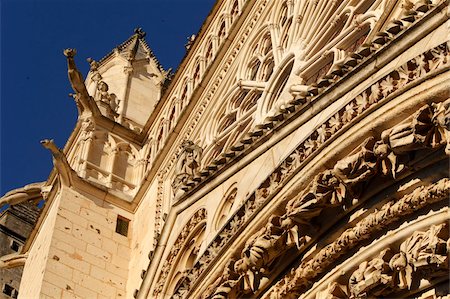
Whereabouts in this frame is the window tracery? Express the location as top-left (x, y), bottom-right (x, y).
top-left (218, 21), bottom-right (227, 43)
top-left (205, 42), bottom-right (214, 65)
top-left (230, 0), bottom-right (239, 23)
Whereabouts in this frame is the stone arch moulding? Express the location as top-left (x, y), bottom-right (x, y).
top-left (199, 92), bottom-right (450, 298)
top-left (168, 37), bottom-right (450, 296)
top-left (212, 182), bottom-right (238, 231)
top-left (152, 208), bottom-right (207, 298)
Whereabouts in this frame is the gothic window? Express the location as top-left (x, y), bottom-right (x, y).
top-left (230, 0), bottom-right (239, 23)
top-left (205, 42), bottom-right (213, 64)
top-left (264, 60), bottom-right (294, 114)
top-left (181, 84), bottom-right (188, 106)
top-left (248, 59), bottom-right (261, 81)
top-left (218, 21), bottom-right (226, 43)
top-left (112, 143), bottom-right (136, 183)
top-left (166, 210), bottom-right (207, 296)
top-left (169, 106), bottom-right (176, 131)
top-left (279, 2), bottom-right (289, 28)
top-left (240, 91), bottom-right (262, 113)
top-left (261, 57), bottom-right (275, 81)
top-left (246, 33), bottom-right (273, 82)
top-left (193, 63), bottom-right (201, 86)
top-left (217, 111), bottom-right (237, 135)
top-left (156, 124), bottom-right (165, 152)
top-left (88, 133), bottom-right (110, 169)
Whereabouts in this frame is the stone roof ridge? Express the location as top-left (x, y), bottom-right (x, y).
top-left (97, 27), bottom-right (165, 73)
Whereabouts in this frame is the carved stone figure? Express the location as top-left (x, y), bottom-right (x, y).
top-left (373, 133), bottom-right (405, 178)
top-left (0, 182), bottom-right (44, 207)
top-left (431, 98), bottom-right (450, 154)
top-left (333, 137), bottom-right (377, 186)
top-left (40, 139), bottom-right (78, 186)
top-left (172, 141), bottom-right (203, 194)
top-left (97, 81), bottom-right (120, 119)
top-left (315, 282), bottom-right (348, 299)
top-left (284, 170), bottom-right (348, 229)
top-left (64, 48), bottom-right (98, 116)
top-left (348, 249), bottom-right (393, 297)
top-left (235, 215), bottom-right (287, 292)
top-left (390, 223), bottom-right (449, 290)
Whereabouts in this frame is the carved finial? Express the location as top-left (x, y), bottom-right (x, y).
top-left (86, 57), bottom-right (99, 72)
top-left (134, 27), bottom-right (146, 38)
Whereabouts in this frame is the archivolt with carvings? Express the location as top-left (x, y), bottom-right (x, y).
top-left (315, 223), bottom-right (449, 299)
top-left (178, 91), bottom-right (450, 298)
top-left (168, 33), bottom-right (450, 297)
top-left (153, 208), bottom-right (207, 297)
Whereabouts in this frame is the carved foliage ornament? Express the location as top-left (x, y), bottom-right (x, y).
top-left (153, 208), bottom-right (207, 297)
top-left (316, 223), bottom-right (449, 299)
top-left (203, 98), bottom-right (450, 298)
top-left (170, 40), bottom-right (450, 298)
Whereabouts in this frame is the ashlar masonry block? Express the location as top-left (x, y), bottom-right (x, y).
top-left (33, 187), bottom-right (132, 298)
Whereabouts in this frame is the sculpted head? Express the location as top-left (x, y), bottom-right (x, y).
top-left (40, 139), bottom-right (55, 149)
top-left (63, 48), bottom-right (77, 58)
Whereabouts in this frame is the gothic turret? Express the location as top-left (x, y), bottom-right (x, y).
top-left (85, 28), bottom-right (167, 133)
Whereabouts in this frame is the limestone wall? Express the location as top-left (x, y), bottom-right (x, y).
top-left (19, 193), bottom-right (61, 298)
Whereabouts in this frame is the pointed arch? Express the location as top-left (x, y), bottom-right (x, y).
top-left (213, 183), bottom-right (238, 231)
top-left (153, 208), bottom-right (207, 298)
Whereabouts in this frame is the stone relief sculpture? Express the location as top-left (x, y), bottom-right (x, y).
top-left (40, 139), bottom-right (78, 187)
top-left (313, 223), bottom-right (449, 299)
top-left (171, 37), bottom-right (450, 297)
top-left (96, 81), bottom-right (120, 120)
top-left (197, 97), bottom-right (450, 298)
top-left (172, 140), bottom-right (203, 195)
top-left (64, 48), bottom-right (99, 116)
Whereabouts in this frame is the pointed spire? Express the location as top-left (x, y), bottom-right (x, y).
top-left (96, 28), bottom-right (164, 72)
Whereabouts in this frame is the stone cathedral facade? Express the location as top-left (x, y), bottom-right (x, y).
top-left (1, 0), bottom-right (449, 298)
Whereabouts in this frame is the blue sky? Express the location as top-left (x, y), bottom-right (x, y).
top-left (0, 0), bottom-right (215, 195)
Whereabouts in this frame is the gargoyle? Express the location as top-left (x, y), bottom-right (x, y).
top-left (0, 253), bottom-right (28, 269)
top-left (64, 48), bottom-right (99, 116)
top-left (40, 139), bottom-right (78, 187)
top-left (0, 182), bottom-right (44, 207)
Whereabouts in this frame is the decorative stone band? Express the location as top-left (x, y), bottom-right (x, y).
top-left (153, 208), bottom-right (207, 297)
top-left (177, 1), bottom-right (448, 194)
top-left (200, 95), bottom-right (450, 298)
top-left (315, 222), bottom-right (449, 299)
top-left (171, 40), bottom-right (450, 298)
top-left (269, 180), bottom-right (450, 298)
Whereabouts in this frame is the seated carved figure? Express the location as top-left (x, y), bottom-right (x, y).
top-left (172, 141), bottom-right (203, 194)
